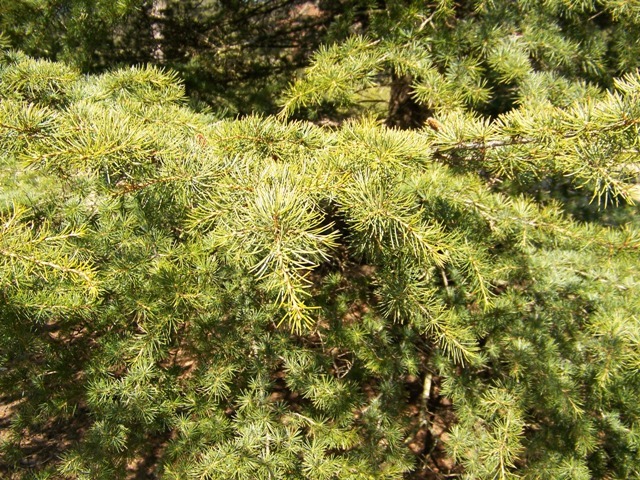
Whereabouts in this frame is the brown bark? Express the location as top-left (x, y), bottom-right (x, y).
top-left (386, 73), bottom-right (430, 130)
top-left (150, 0), bottom-right (167, 63)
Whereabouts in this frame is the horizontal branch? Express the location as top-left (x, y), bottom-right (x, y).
top-left (437, 116), bottom-right (640, 153)
top-left (0, 121), bottom-right (44, 135)
top-left (441, 137), bottom-right (535, 151)
top-left (0, 248), bottom-right (94, 284)
top-left (112, 174), bottom-right (191, 195)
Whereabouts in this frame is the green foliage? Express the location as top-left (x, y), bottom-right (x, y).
top-left (1, 9), bottom-right (640, 480)
top-left (282, 0), bottom-right (640, 121)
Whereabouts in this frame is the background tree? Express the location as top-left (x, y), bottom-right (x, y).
top-left (0, 0), bottom-right (345, 113)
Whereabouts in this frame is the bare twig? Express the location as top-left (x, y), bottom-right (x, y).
top-left (420, 372), bottom-right (433, 427)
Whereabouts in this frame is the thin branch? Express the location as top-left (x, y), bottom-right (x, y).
top-left (420, 372), bottom-right (433, 427)
top-left (0, 248), bottom-right (94, 284)
top-left (436, 137), bottom-right (535, 152)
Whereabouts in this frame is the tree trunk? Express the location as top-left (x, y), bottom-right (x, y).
top-left (150, 0), bottom-right (167, 63)
top-left (386, 73), bottom-right (429, 130)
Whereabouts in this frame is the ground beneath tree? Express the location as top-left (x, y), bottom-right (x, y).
top-left (0, 375), bottom-right (460, 479)
top-left (0, 395), bottom-right (85, 478)
top-left (404, 375), bottom-right (461, 479)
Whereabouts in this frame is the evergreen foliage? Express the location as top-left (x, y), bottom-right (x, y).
top-left (1, 3), bottom-right (640, 479)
